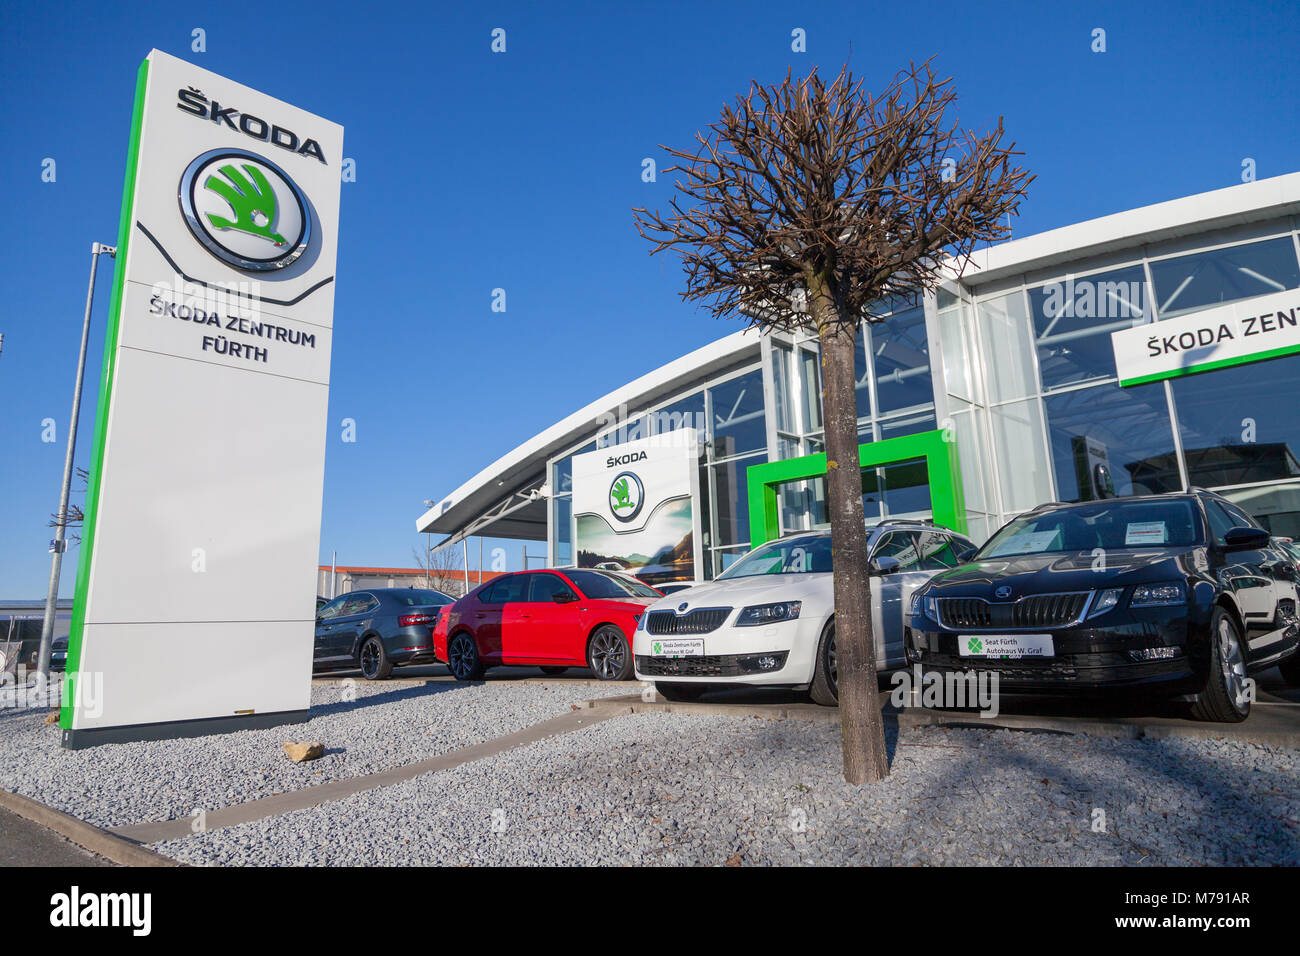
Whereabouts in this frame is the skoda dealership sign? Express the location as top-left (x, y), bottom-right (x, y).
top-left (1112, 289), bottom-right (1300, 387)
top-left (179, 148), bottom-right (311, 271)
top-left (571, 432), bottom-right (702, 584)
top-left (61, 50), bottom-right (343, 747)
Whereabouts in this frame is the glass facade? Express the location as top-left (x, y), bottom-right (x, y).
top-left (543, 212), bottom-right (1300, 578)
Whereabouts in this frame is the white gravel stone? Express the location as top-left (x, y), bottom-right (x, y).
top-left (152, 712), bottom-right (1299, 866)
top-left (0, 678), bottom-right (628, 828)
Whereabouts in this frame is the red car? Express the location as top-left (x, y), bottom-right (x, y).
top-left (433, 569), bottom-right (662, 681)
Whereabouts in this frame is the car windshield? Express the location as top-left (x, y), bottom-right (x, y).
top-left (391, 589), bottom-right (452, 606)
top-left (979, 499), bottom-right (1203, 558)
top-left (717, 535), bottom-right (832, 579)
top-left (566, 570), bottom-right (661, 598)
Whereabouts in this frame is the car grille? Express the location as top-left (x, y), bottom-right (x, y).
top-left (937, 592), bottom-right (1090, 630)
top-left (637, 654), bottom-right (738, 677)
top-left (645, 608), bottom-right (732, 635)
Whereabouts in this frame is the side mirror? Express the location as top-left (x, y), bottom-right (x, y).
top-left (1223, 526), bottom-right (1270, 552)
top-left (552, 591), bottom-right (578, 603)
top-left (869, 555), bottom-right (902, 575)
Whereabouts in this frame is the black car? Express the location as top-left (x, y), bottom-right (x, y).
top-left (907, 491), bottom-right (1300, 722)
top-left (314, 587), bottom-right (454, 680)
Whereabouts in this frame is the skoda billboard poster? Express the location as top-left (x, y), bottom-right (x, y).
top-left (0, 0), bottom-right (1294, 940)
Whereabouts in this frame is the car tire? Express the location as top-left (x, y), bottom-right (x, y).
top-left (539, 666), bottom-right (568, 675)
top-left (1277, 649), bottom-right (1300, 687)
top-left (809, 618), bottom-right (838, 706)
top-left (587, 625), bottom-right (634, 681)
top-left (447, 631), bottom-right (485, 681)
top-left (654, 682), bottom-right (708, 702)
top-left (358, 636), bottom-right (393, 681)
top-left (1190, 607), bottom-right (1250, 723)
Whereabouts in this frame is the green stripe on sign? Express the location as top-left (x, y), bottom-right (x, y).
top-left (61, 56), bottom-right (150, 731)
top-left (1118, 341), bottom-right (1300, 388)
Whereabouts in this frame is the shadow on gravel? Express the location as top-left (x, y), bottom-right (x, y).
top-left (306, 679), bottom-right (471, 719)
top-left (822, 722), bottom-right (1299, 865)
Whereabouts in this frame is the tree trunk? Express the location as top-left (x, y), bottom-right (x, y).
top-left (813, 279), bottom-right (890, 785)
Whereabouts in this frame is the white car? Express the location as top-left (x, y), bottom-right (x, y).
top-left (633, 522), bottom-right (978, 704)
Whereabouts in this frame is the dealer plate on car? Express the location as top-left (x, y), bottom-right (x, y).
top-left (958, 634), bottom-right (1054, 659)
top-left (650, 638), bottom-right (704, 657)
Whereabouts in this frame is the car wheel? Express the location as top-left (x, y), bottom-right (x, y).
top-left (809, 619), bottom-right (838, 706)
top-left (539, 666), bottom-right (568, 675)
top-left (1190, 608), bottom-right (1250, 722)
top-left (1278, 649), bottom-right (1300, 687)
top-left (654, 682), bottom-right (708, 702)
top-left (587, 625), bottom-right (633, 681)
top-left (446, 631), bottom-right (484, 681)
top-left (358, 636), bottom-right (393, 681)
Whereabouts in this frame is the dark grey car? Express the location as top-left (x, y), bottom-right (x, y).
top-left (314, 587), bottom-right (454, 680)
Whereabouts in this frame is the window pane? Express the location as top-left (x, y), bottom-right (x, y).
top-left (709, 370), bottom-right (766, 458)
top-left (989, 399), bottom-right (1053, 512)
top-left (1044, 383), bottom-right (1181, 501)
top-left (1150, 236), bottom-right (1300, 319)
top-left (597, 416), bottom-right (646, 448)
top-left (772, 344), bottom-right (795, 433)
top-left (1029, 266), bottom-right (1149, 390)
top-left (800, 348), bottom-right (823, 431)
top-left (978, 290), bottom-right (1037, 403)
top-left (552, 495), bottom-right (572, 566)
top-left (871, 303), bottom-right (934, 414)
top-left (854, 327), bottom-right (872, 419)
top-left (712, 452), bottom-right (766, 546)
top-left (916, 530), bottom-right (961, 570)
top-left (648, 393), bottom-right (705, 436)
top-left (1171, 354), bottom-right (1300, 487)
top-left (938, 302), bottom-right (973, 402)
top-left (864, 458), bottom-right (930, 521)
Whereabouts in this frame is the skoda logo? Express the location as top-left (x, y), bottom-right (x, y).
top-left (677, 602), bottom-right (689, 613)
top-left (995, 586), bottom-right (1014, 600)
top-left (179, 148), bottom-right (311, 272)
top-left (609, 471), bottom-right (644, 523)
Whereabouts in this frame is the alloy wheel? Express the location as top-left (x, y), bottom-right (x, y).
top-left (1218, 617), bottom-right (1248, 709)
top-left (590, 629), bottom-right (626, 680)
top-left (448, 633), bottom-right (474, 679)
top-left (360, 639), bottom-right (380, 679)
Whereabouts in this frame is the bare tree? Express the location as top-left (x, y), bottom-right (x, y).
top-left (634, 61), bottom-right (1031, 784)
top-left (47, 466), bottom-right (89, 543)
top-left (411, 543), bottom-right (466, 597)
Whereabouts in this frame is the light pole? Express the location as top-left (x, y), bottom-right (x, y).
top-left (37, 242), bottom-right (115, 683)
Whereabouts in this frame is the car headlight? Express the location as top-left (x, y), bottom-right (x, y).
top-left (1088, 588), bottom-right (1124, 618)
top-left (635, 612), bottom-right (648, 631)
top-left (909, 592), bottom-right (938, 621)
top-left (1130, 582), bottom-right (1185, 608)
top-left (735, 601), bottom-right (802, 626)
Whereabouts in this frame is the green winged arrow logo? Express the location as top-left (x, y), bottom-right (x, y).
top-left (203, 163), bottom-right (286, 245)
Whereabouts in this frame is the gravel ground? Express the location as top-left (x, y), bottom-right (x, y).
top-left (0, 677), bottom-right (629, 828)
top-left (155, 712), bottom-right (1300, 866)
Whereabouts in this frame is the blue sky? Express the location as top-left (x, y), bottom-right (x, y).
top-left (3, 0), bottom-right (1298, 597)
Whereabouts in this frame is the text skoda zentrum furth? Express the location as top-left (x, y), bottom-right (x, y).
top-left (633, 522), bottom-right (977, 703)
top-left (908, 491), bottom-right (1300, 721)
top-left (433, 570), bottom-right (661, 681)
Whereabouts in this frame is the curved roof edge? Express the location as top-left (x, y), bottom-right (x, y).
top-left (416, 326), bottom-right (763, 536)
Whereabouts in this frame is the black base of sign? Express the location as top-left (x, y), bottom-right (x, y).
top-left (60, 708), bottom-right (311, 749)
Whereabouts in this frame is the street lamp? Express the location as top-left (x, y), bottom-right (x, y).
top-left (36, 242), bottom-right (115, 683)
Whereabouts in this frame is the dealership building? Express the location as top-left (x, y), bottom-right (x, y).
top-left (417, 172), bottom-right (1300, 582)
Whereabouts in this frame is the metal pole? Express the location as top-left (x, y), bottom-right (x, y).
top-left (37, 242), bottom-right (114, 682)
top-left (479, 537), bottom-right (483, 585)
top-left (462, 539), bottom-right (469, 596)
top-left (330, 551), bottom-right (337, 599)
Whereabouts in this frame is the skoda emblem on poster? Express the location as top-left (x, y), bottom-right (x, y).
top-left (570, 430), bottom-right (703, 586)
top-left (609, 471), bottom-right (644, 523)
top-left (179, 147), bottom-right (311, 271)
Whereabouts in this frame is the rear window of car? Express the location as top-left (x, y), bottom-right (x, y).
top-left (391, 589), bottom-right (452, 606)
top-left (482, 575), bottom-right (529, 604)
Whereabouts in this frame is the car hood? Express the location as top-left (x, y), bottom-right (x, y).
top-left (646, 572), bottom-right (830, 612)
top-left (920, 548), bottom-right (1201, 597)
